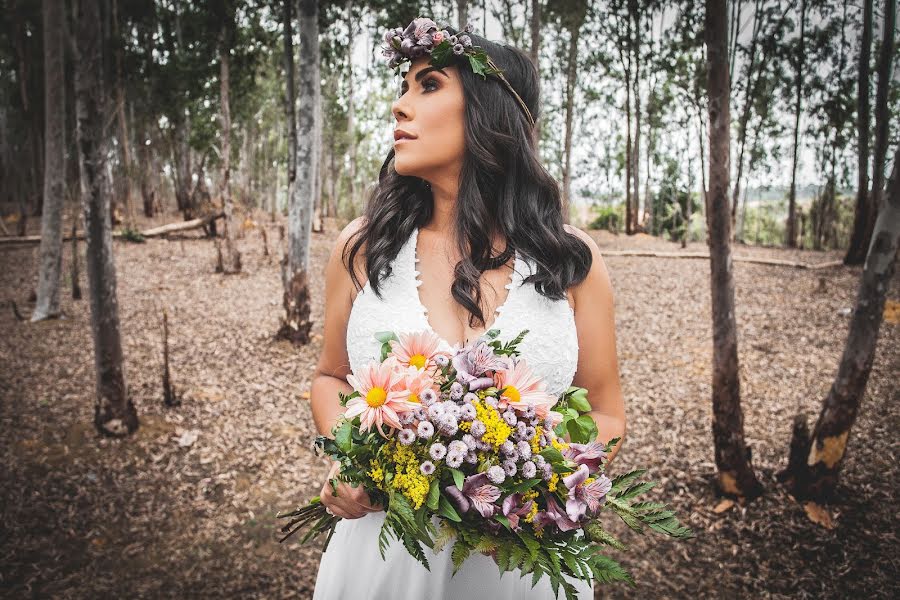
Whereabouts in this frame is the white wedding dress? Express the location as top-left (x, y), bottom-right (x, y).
top-left (312, 226), bottom-right (591, 600)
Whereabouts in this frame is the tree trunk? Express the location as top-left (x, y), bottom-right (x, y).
top-left (74, 0), bottom-right (138, 437)
top-left (785, 0), bottom-right (807, 248)
top-left (529, 0), bottom-right (542, 153)
top-left (278, 0), bottom-right (317, 345)
top-left (705, 0), bottom-right (761, 499)
top-left (868, 0), bottom-right (896, 215)
top-left (844, 0), bottom-right (874, 265)
top-left (631, 4), bottom-right (641, 234)
top-left (219, 19), bottom-right (241, 273)
top-left (282, 0), bottom-right (297, 206)
top-left (32, 0), bottom-right (66, 322)
top-left (562, 5), bottom-right (584, 226)
top-left (346, 0), bottom-right (357, 218)
top-left (781, 144), bottom-right (900, 502)
top-left (112, 0), bottom-right (135, 229)
top-left (457, 0), bottom-right (468, 30)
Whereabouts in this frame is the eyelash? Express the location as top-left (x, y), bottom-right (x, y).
top-left (398, 77), bottom-right (439, 98)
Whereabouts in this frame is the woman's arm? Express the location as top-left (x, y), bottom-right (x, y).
top-left (310, 216), bottom-right (367, 439)
top-left (564, 224), bottom-right (627, 466)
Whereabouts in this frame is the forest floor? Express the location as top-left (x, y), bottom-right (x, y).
top-left (1, 211), bottom-right (898, 599)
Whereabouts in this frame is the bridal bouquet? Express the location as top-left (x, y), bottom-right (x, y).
top-left (278, 328), bottom-right (692, 599)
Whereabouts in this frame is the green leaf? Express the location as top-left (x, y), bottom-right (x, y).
top-left (611, 468), bottom-right (647, 491)
top-left (539, 447), bottom-right (565, 465)
top-left (566, 414), bottom-right (598, 444)
top-left (451, 541), bottom-right (473, 575)
top-left (494, 514), bottom-right (511, 531)
top-left (567, 387), bottom-right (591, 412)
top-left (450, 468), bottom-right (465, 490)
top-left (374, 331), bottom-right (397, 344)
top-left (334, 421), bottom-right (353, 453)
top-left (438, 496), bottom-right (462, 522)
top-left (618, 481), bottom-right (657, 500)
top-left (426, 478), bottom-right (440, 511)
top-left (507, 478), bottom-right (542, 494)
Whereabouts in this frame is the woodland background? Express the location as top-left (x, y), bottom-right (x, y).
top-left (1, 0), bottom-right (898, 598)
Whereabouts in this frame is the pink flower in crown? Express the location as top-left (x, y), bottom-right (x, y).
top-left (393, 364), bottom-right (437, 407)
top-left (389, 330), bottom-right (449, 372)
top-left (493, 356), bottom-right (558, 417)
top-left (344, 359), bottom-right (414, 437)
top-left (432, 31), bottom-right (444, 44)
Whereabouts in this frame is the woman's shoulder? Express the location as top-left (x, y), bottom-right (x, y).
top-left (334, 216), bottom-right (369, 296)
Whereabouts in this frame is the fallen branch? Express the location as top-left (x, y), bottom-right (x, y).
top-left (0, 213), bottom-right (224, 246)
top-left (599, 249), bottom-right (844, 270)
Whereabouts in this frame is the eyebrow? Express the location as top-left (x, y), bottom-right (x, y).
top-left (400, 66), bottom-right (448, 89)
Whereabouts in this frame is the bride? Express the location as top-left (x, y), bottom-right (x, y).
top-left (309, 18), bottom-right (625, 599)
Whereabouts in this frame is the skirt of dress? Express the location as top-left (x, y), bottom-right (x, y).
top-left (312, 511), bottom-right (594, 600)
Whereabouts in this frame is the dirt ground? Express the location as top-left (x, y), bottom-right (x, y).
top-left (1, 211), bottom-right (897, 599)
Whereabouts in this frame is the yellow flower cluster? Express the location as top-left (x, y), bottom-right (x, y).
top-left (523, 488), bottom-right (540, 522)
top-left (368, 460), bottom-right (385, 486)
top-left (473, 399), bottom-right (513, 449)
top-left (551, 436), bottom-right (570, 452)
top-left (385, 441), bottom-right (432, 509)
top-left (530, 426), bottom-right (543, 455)
top-left (523, 501), bottom-right (539, 524)
top-left (548, 472), bottom-right (560, 492)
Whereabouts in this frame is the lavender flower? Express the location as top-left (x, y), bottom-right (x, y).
top-left (484, 396), bottom-right (499, 408)
top-left (463, 392), bottom-right (479, 404)
top-left (533, 454), bottom-right (546, 468)
top-left (562, 441), bottom-right (608, 474)
top-left (524, 405), bottom-right (536, 420)
top-left (462, 434), bottom-right (477, 450)
top-left (465, 451), bottom-right (478, 464)
top-left (398, 428), bottom-right (416, 445)
top-left (420, 388), bottom-right (438, 405)
top-left (428, 403), bottom-right (445, 420)
top-left (521, 460), bottom-right (537, 479)
top-left (429, 442), bottom-right (447, 460)
top-left (540, 462), bottom-right (553, 480)
top-left (450, 381), bottom-right (464, 400)
top-left (417, 421), bottom-right (435, 439)
top-left (475, 440), bottom-right (492, 452)
top-left (501, 493), bottom-right (535, 530)
top-left (448, 440), bottom-right (468, 456)
top-left (502, 459), bottom-right (517, 477)
top-left (563, 464), bottom-right (613, 522)
top-left (460, 403), bottom-right (477, 421)
top-left (400, 411), bottom-right (416, 425)
top-left (502, 410), bottom-right (518, 427)
top-left (444, 472), bottom-right (501, 518)
top-left (435, 354), bottom-right (449, 368)
top-left (470, 420), bottom-right (486, 438)
top-left (415, 407), bottom-right (428, 421)
top-left (524, 426), bottom-right (536, 439)
top-left (500, 440), bottom-right (516, 456)
top-left (446, 452), bottom-right (464, 468)
top-left (487, 465), bottom-right (506, 484)
top-left (420, 460), bottom-right (436, 476)
top-left (516, 440), bottom-right (532, 460)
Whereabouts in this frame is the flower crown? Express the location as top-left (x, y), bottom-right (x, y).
top-left (381, 17), bottom-right (536, 128)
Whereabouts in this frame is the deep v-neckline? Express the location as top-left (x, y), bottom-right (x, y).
top-left (411, 226), bottom-right (519, 350)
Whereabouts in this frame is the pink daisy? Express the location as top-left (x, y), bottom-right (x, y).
top-left (388, 330), bottom-right (449, 372)
top-left (493, 356), bottom-right (558, 417)
top-left (344, 359), bottom-right (413, 436)
top-left (393, 364), bottom-right (437, 407)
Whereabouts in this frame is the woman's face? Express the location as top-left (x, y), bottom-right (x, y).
top-left (390, 57), bottom-right (465, 181)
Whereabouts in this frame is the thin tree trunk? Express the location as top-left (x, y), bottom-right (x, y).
top-left (74, 0), bottom-right (138, 437)
top-left (868, 0), bottom-right (896, 215)
top-left (529, 0), bottom-right (542, 152)
top-left (731, 0), bottom-right (762, 235)
top-left (219, 19), bottom-right (241, 273)
top-left (457, 0), bottom-right (468, 30)
top-left (786, 0), bottom-right (807, 248)
top-left (278, 0), bottom-right (317, 345)
top-left (562, 6), bottom-right (584, 225)
top-left (33, 0), bottom-right (66, 322)
top-left (705, 0), bottom-right (761, 499)
top-left (346, 0), bottom-right (357, 219)
top-left (844, 0), bottom-right (874, 265)
top-left (630, 1), bottom-right (641, 233)
top-left (782, 144), bottom-right (900, 502)
top-left (112, 0), bottom-right (135, 228)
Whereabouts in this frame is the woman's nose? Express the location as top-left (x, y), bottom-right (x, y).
top-left (391, 97), bottom-right (411, 122)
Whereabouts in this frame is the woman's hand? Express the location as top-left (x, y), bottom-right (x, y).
top-left (319, 461), bottom-right (384, 519)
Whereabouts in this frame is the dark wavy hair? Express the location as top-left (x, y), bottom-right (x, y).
top-left (343, 29), bottom-right (592, 329)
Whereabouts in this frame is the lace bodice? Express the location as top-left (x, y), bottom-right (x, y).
top-left (345, 226), bottom-right (579, 398)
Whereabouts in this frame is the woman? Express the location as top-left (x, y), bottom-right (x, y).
top-left (309, 18), bottom-right (626, 599)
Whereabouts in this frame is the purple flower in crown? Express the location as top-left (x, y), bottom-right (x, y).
top-left (412, 17), bottom-right (438, 41)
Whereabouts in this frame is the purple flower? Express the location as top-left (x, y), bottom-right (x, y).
top-left (420, 460), bottom-right (436, 475)
top-left (444, 472), bottom-right (500, 518)
top-left (543, 493), bottom-right (581, 532)
top-left (516, 440), bottom-right (532, 460)
top-left (462, 434), bottom-right (477, 450)
top-left (429, 442), bottom-right (447, 460)
top-left (400, 411), bottom-right (416, 425)
top-left (428, 403), bottom-right (445, 420)
top-left (487, 465), bottom-right (506, 484)
top-left (502, 460), bottom-right (517, 477)
top-left (501, 493), bottom-right (535, 530)
top-left (452, 341), bottom-right (506, 384)
top-left (475, 440), bottom-right (492, 452)
top-left (503, 410), bottom-right (518, 427)
top-left (470, 420), bottom-right (486, 438)
top-left (540, 462), bottom-right (553, 480)
top-left (463, 392), bottom-right (479, 403)
top-left (521, 460), bottom-right (537, 479)
top-left (524, 405), bottom-right (536, 420)
top-left (533, 454), bottom-right (546, 468)
top-left (465, 450), bottom-right (478, 464)
top-left (435, 355), bottom-right (450, 368)
top-left (446, 452), bottom-right (464, 468)
top-left (460, 403), bottom-right (477, 421)
top-left (417, 421), bottom-right (434, 439)
top-left (484, 396), bottom-right (499, 408)
top-left (448, 440), bottom-right (468, 456)
top-left (398, 428), bottom-right (416, 445)
top-left (562, 441), bottom-right (608, 474)
top-left (562, 464), bottom-right (612, 522)
top-left (450, 381), bottom-right (464, 399)
top-left (420, 388), bottom-right (438, 405)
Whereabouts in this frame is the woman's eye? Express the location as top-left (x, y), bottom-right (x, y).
top-left (396, 78), bottom-right (438, 98)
